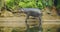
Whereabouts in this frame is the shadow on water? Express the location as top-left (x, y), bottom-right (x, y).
top-left (25, 27), bottom-right (39, 32)
top-left (12, 26), bottom-right (39, 32)
top-left (57, 28), bottom-right (60, 32)
top-left (0, 27), bottom-right (4, 32)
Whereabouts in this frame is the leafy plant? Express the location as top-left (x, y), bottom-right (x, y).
top-left (5, 0), bottom-right (43, 9)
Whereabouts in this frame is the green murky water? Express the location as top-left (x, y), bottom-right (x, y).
top-left (12, 27), bottom-right (39, 32)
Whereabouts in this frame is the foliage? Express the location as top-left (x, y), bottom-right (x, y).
top-left (0, 0), bottom-right (4, 8)
top-left (57, 0), bottom-right (60, 9)
top-left (5, 0), bottom-right (60, 10)
top-left (5, 0), bottom-right (43, 10)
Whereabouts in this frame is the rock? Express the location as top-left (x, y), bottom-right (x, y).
top-left (1, 11), bottom-right (14, 17)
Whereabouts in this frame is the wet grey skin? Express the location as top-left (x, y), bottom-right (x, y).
top-left (19, 8), bottom-right (43, 32)
top-left (19, 8), bottom-right (42, 17)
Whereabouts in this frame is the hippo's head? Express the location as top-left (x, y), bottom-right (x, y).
top-left (18, 8), bottom-right (24, 13)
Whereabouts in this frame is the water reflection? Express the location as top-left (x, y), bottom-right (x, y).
top-left (12, 27), bottom-right (39, 32)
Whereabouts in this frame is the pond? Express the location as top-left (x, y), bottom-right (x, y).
top-left (12, 26), bottom-right (39, 32)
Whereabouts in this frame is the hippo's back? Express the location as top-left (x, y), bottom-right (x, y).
top-left (22, 8), bottom-right (42, 14)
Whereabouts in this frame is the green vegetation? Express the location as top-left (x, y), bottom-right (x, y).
top-left (5, 0), bottom-right (43, 9)
top-left (57, 0), bottom-right (60, 9)
top-left (0, 0), bottom-right (60, 10)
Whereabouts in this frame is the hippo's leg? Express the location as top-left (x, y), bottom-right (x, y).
top-left (25, 13), bottom-right (30, 32)
top-left (38, 16), bottom-right (42, 32)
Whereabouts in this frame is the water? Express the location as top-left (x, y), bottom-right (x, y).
top-left (12, 27), bottom-right (39, 32)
